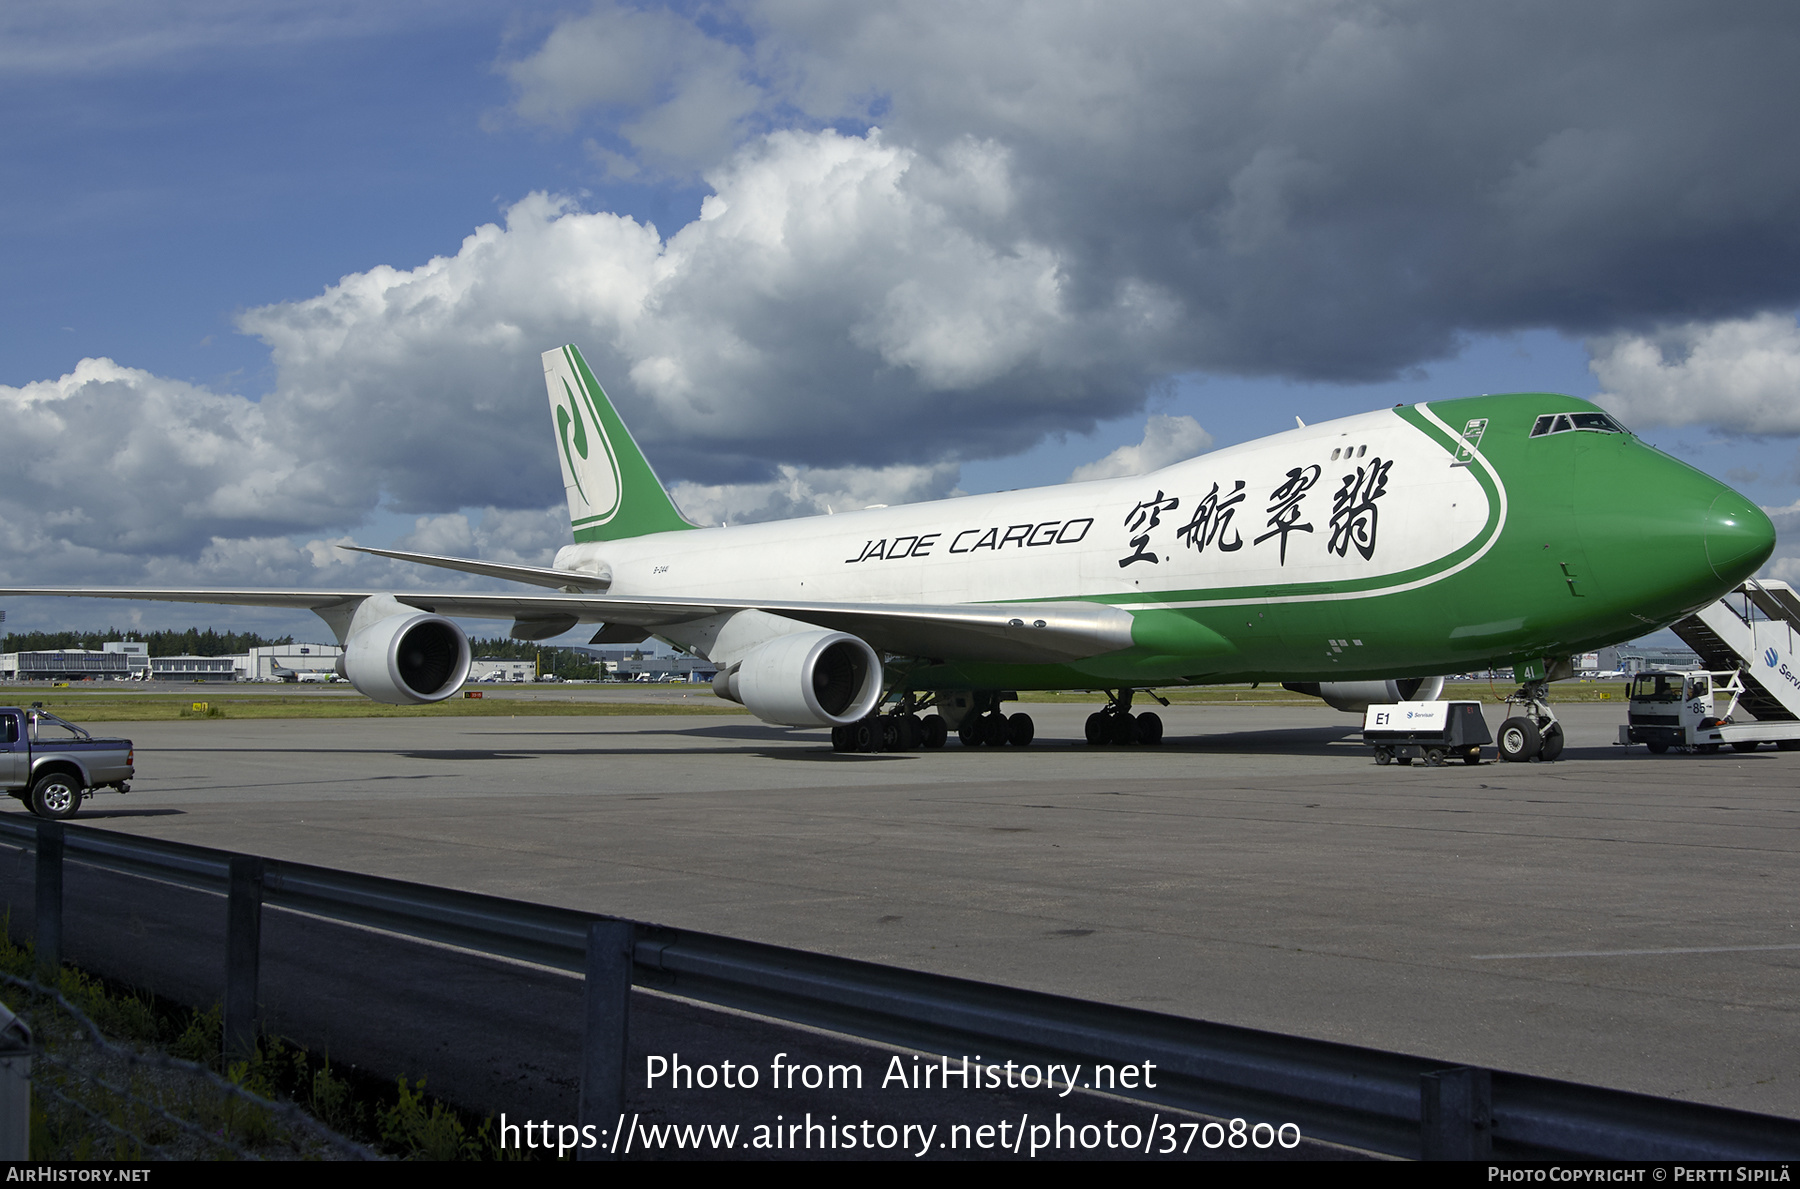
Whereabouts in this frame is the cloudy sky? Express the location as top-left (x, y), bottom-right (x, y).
top-left (4, 0), bottom-right (1800, 644)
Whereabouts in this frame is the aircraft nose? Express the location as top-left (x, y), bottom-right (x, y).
top-left (1705, 489), bottom-right (1776, 583)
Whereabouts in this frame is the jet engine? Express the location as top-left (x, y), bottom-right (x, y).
top-left (342, 610), bottom-right (472, 704)
top-left (1283, 676), bottom-right (1446, 713)
top-left (712, 630), bottom-right (883, 727)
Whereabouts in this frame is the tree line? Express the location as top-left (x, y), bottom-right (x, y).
top-left (3, 629), bottom-right (625, 679)
top-left (468, 638), bottom-right (609, 680)
top-left (1, 629), bottom-right (295, 657)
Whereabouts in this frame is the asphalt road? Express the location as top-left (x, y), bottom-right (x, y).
top-left (5, 698), bottom-right (1797, 1154)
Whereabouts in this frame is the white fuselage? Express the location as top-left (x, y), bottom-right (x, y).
top-left (555, 405), bottom-right (1492, 630)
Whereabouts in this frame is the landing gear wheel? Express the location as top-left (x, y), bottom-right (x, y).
top-left (1731, 740), bottom-right (1761, 753)
top-left (1134, 712), bottom-right (1163, 746)
top-left (1084, 713), bottom-right (1107, 746)
top-left (1646, 741), bottom-right (1670, 755)
top-left (1539, 724), bottom-right (1565, 763)
top-left (897, 715), bottom-right (921, 750)
top-left (1006, 713), bottom-right (1035, 747)
top-left (29, 772), bottom-right (82, 820)
top-left (855, 718), bottom-right (880, 752)
top-left (1498, 716), bottom-right (1541, 763)
top-left (982, 712), bottom-right (1009, 747)
top-left (1109, 714), bottom-right (1137, 746)
top-left (831, 725), bottom-right (850, 752)
top-left (922, 715), bottom-right (948, 749)
top-left (959, 717), bottom-right (984, 747)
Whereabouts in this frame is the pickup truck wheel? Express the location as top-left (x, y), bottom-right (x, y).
top-left (29, 772), bottom-right (82, 820)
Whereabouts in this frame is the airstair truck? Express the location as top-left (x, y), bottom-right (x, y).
top-left (1620, 579), bottom-right (1800, 754)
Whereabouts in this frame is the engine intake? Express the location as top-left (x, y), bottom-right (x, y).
top-left (1284, 676), bottom-right (1446, 713)
top-left (343, 611), bottom-right (472, 704)
top-left (713, 630), bottom-right (883, 727)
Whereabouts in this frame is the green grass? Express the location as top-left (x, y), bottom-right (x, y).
top-left (0, 690), bottom-right (746, 723)
top-left (0, 925), bottom-right (530, 1160)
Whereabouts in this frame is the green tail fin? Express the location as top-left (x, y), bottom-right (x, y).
top-left (542, 345), bottom-right (696, 542)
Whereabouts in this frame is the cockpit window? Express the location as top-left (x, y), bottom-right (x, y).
top-left (1530, 411), bottom-right (1627, 438)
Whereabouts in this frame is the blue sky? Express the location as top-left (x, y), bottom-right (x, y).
top-left (3, 2), bottom-right (1799, 646)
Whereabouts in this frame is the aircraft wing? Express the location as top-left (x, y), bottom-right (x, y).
top-left (0, 586), bottom-right (1136, 664)
top-left (336, 545), bottom-right (611, 591)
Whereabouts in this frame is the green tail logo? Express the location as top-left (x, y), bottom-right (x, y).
top-left (541, 346), bottom-right (695, 542)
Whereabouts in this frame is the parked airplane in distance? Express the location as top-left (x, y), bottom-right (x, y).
top-left (2, 347), bottom-right (1775, 762)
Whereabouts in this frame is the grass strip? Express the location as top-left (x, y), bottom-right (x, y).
top-left (0, 691), bottom-right (747, 723)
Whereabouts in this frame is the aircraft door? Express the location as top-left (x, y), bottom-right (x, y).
top-left (0, 713), bottom-right (22, 786)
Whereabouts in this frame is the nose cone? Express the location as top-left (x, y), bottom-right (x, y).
top-left (1574, 439), bottom-right (1774, 626)
top-left (1705, 489), bottom-right (1776, 583)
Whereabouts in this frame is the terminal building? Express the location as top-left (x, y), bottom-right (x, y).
top-left (1, 642), bottom-right (344, 683)
top-left (0, 641), bottom-right (149, 681)
top-left (582, 647), bottom-right (717, 682)
top-left (469, 657), bottom-right (536, 682)
top-left (244, 644), bottom-right (343, 681)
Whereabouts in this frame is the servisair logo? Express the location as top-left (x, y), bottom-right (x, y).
top-left (1767, 647), bottom-right (1780, 668)
top-left (547, 351), bottom-right (622, 527)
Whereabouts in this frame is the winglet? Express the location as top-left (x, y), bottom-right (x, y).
top-left (543, 346), bottom-right (696, 542)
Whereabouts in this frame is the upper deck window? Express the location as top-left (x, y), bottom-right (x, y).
top-left (1530, 411), bottom-right (1627, 438)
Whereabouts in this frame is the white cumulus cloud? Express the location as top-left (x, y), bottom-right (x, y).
top-left (1590, 313), bottom-right (1800, 436)
top-left (1069, 414), bottom-right (1213, 482)
top-left (0, 357), bottom-right (351, 569)
top-left (668, 462), bottom-right (961, 528)
top-left (234, 127), bottom-right (1157, 514)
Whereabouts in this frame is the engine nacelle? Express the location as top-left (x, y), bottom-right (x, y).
top-left (1284, 676), bottom-right (1446, 713)
top-left (343, 611), bottom-right (472, 704)
top-left (712, 630), bottom-right (883, 727)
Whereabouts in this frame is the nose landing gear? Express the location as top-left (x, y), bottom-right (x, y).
top-left (1497, 676), bottom-right (1564, 763)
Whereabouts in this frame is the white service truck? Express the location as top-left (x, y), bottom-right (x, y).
top-left (1619, 669), bottom-right (1800, 754)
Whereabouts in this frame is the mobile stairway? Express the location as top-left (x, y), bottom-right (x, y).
top-left (1622, 579), bottom-right (1800, 752)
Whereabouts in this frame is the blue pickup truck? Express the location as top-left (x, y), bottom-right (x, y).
top-left (0, 708), bottom-right (134, 820)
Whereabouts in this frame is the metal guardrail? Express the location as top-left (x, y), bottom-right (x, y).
top-left (2, 816), bottom-right (1797, 1161)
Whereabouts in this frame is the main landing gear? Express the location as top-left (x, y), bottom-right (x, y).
top-left (1496, 676), bottom-right (1564, 764)
top-left (1084, 689), bottom-right (1164, 746)
top-left (830, 711), bottom-right (949, 752)
top-left (831, 691), bottom-right (1040, 752)
top-left (949, 690), bottom-right (1035, 748)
